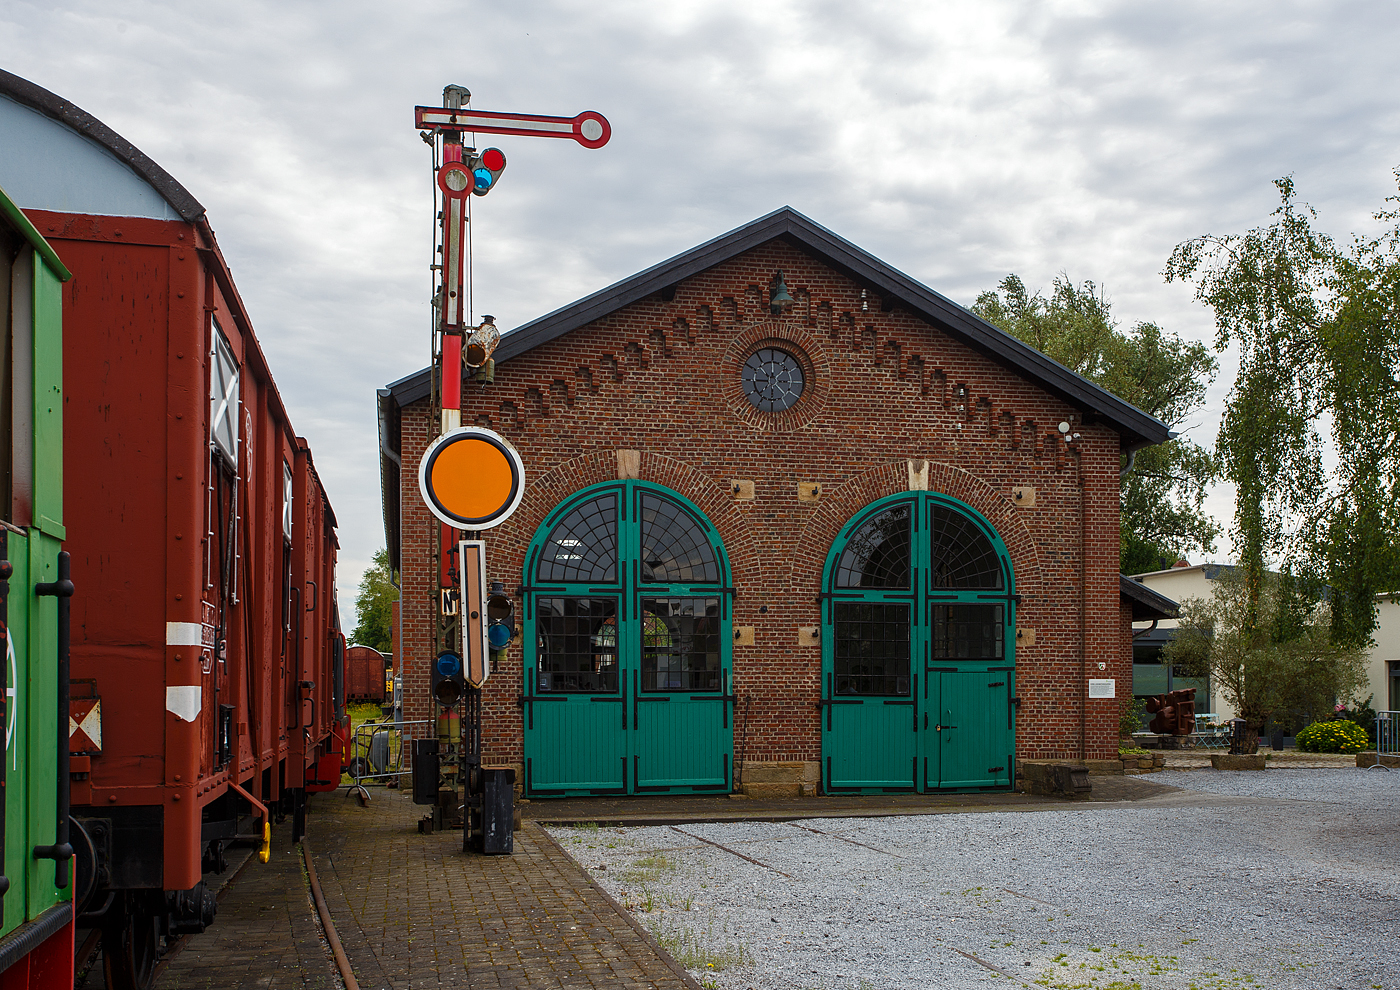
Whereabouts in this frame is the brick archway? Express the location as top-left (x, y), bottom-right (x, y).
top-left (788, 458), bottom-right (1043, 597)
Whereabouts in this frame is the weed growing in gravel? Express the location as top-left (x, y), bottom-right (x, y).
top-left (621, 852), bottom-right (676, 884)
top-left (645, 922), bottom-right (751, 971)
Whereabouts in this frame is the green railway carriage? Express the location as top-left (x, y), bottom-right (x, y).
top-left (0, 184), bottom-right (73, 989)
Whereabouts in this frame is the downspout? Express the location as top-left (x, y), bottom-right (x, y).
top-left (1077, 440), bottom-right (1087, 762)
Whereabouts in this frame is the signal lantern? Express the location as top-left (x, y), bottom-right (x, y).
top-left (464, 315), bottom-right (500, 368)
top-left (431, 651), bottom-right (465, 707)
top-left (486, 582), bottom-right (515, 653)
top-left (470, 147), bottom-right (507, 196)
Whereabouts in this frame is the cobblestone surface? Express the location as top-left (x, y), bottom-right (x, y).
top-left (308, 789), bottom-right (701, 989)
top-left (154, 826), bottom-right (339, 990)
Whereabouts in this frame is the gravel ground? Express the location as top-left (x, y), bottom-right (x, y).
top-left (548, 769), bottom-right (1399, 990)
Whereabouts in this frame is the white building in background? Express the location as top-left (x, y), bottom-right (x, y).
top-left (1129, 562), bottom-right (1400, 723)
top-left (1368, 594), bottom-right (1400, 714)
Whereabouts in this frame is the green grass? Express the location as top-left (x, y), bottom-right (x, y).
top-left (646, 923), bottom-right (751, 971)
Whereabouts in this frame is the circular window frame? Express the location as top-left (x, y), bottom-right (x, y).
top-left (740, 347), bottom-right (806, 413)
top-left (722, 321), bottom-right (828, 432)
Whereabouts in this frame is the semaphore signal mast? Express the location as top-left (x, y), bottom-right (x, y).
top-left (410, 84), bottom-right (610, 850)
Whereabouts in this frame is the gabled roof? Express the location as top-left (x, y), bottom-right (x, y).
top-left (378, 208), bottom-right (1175, 570)
top-left (1120, 575), bottom-right (1180, 622)
top-left (382, 207), bottom-right (1173, 447)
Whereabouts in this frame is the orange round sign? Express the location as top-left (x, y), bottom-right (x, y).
top-left (418, 428), bottom-right (525, 528)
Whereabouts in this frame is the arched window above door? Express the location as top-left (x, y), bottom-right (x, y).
top-left (928, 503), bottom-right (1003, 589)
top-left (640, 493), bottom-right (718, 583)
top-left (536, 492), bottom-right (617, 583)
top-left (836, 504), bottom-right (911, 589)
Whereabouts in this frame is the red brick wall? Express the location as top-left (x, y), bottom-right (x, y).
top-left (397, 239), bottom-right (1127, 764)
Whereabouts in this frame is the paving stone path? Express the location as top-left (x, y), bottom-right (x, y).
top-left (152, 827), bottom-right (338, 990)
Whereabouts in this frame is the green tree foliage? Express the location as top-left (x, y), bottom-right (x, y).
top-left (350, 547), bottom-right (398, 654)
top-left (1165, 173), bottom-right (1400, 643)
top-left (973, 275), bottom-right (1220, 572)
top-left (1164, 567), bottom-right (1367, 752)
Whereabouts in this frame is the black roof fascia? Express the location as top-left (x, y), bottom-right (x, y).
top-left (0, 68), bottom-right (206, 222)
top-left (488, 207), bottom-right (1170, 448)
top-left (378, 389), bottom-right (402, 581)
top-left (1120, 574), bottom-right (1179, 622)
top-left (385, 366), bottom-right (432, 407)
top-left (382, 209), bottom-right (1172, 447)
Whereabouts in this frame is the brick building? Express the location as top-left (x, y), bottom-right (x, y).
top-left (378, 208), bottom-right (1173, 797)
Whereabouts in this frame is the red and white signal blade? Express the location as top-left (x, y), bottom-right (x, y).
top-left (414, 107), bottom-right (611, 149)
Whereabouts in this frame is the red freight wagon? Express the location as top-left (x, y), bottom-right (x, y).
top-left (346, 645), bottom-right (390, 703)
top-left (0, 71), bottom-right (346, 989)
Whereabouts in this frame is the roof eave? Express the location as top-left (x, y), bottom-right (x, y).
top-left (494, 208), bottom-right (1170, 447)
top-left (1120, 574), bottom-right (1180, 621)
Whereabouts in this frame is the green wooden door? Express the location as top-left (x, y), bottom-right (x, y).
top-left (823, 494), bottom-right (1015, 793)
top-left (926, 670), bottom-right (1015, 789)
top-left (523, 485), bottom-right (732, 796)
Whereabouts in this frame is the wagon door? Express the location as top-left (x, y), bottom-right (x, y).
top-left (825, 495), bottom-right (1015, 794)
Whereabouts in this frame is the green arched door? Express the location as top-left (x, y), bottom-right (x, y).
top-left (821, 493), bottom-right (1016, 793)
top-left (521, 482), bottom-right (733, 797)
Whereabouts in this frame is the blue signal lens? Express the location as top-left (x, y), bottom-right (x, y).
top-left (436, 653), bottom-right (462, 677)
top-left (488, 622), bottom-right (512, 650)
top-left (473, 167), bottom-right (493, 192)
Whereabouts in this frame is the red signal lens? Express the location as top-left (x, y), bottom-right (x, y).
top-left (481, 148), bottom-right (506, 171)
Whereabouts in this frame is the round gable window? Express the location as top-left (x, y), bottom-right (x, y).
top-left (741, 347), bottom-right (805, 412)
top-left (723, 323), bottom-right (826, 432)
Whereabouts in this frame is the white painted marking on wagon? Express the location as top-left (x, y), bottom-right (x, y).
top-left (166, 685), bottom-right (202, 722)
top-left (166, 622), bottom-right (203, 646)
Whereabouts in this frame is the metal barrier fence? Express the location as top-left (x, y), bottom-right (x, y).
top-left (1372, 711), bottom-right (1398, 771)
top-left (349, 719), bottom-right (434, 793)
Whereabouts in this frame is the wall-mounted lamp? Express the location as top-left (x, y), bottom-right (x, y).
top-left (770, 271), bottom-right (795, 315)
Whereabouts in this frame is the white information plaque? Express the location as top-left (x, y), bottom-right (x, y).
top-left (1088, 678), bottom-right (1116, 699)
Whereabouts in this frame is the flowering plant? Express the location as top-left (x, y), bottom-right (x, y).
top-left (1295, 718), bottom-right (1368, 754)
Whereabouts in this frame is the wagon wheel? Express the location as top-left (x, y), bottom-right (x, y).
top-left (102, 892), bottom-right (161, 990)
top-left (70, 816), bottom-right (99, 915)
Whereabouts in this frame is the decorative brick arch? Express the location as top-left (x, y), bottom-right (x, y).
top-left (502, 449), bottom-right (759, 592)
top-left (788, 459), bottom-right (1042, 595)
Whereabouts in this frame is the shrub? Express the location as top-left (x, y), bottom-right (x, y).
top-left (1295, 718), bottom-right (1369, 754)
top-left (1120, 697), bottom-right (1147, 738)
top-left (1332, 695), bottom-right (1377, 736)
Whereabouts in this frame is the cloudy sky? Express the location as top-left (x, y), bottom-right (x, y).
top-left (4, 0), bottom-right (1399, 625)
